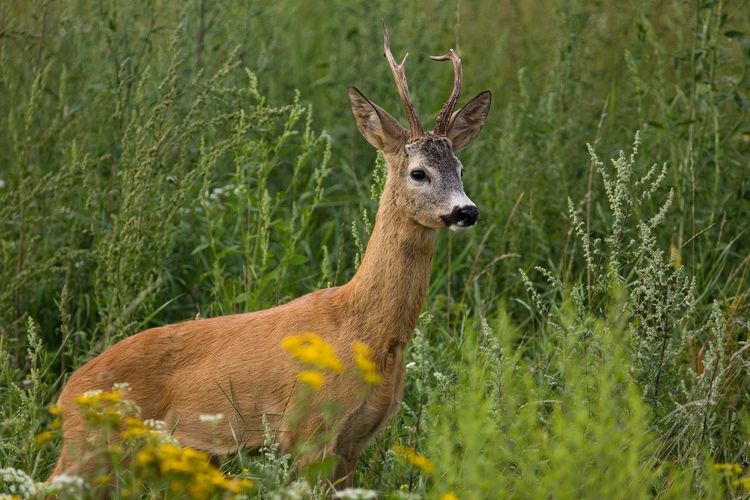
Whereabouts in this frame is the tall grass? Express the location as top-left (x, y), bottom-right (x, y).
top-left (1, 0), bottom-right (750, 498)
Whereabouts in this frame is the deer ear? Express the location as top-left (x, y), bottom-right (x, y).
top-left (446, 90), bottom-right (492, 152)
top-left (349, 86), bottom-right (408, 153)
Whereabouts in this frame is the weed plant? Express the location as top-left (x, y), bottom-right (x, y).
top-left (1, 0), bottom-right (750, 498)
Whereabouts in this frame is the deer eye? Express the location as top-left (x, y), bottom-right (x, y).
top-left (460, 169), bottom-right (465, 178)
top-left (410, 170), bottom-right (426, 181)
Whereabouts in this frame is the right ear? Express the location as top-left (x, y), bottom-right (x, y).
top-left (348, 86), bottom-right (408, 153)
top-left (445, 90), bottom-right (492, 152)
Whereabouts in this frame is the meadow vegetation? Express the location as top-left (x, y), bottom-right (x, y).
top-left (1, 0), bottom-right (750, 498)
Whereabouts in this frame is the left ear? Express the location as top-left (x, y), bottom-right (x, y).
top-left (446, 90), bottom-right (492, 152)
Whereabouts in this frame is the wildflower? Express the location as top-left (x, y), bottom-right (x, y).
top-left (334, 488), bottom-right (379, 499)
top-left (50, 419), bottom-right (62, 430)
top-left (0, 467), bottom-right (38, 497)
top-left (732, 477), bottom-right (750, 488)
top-left (132, 440), bottom-right (253, 499)
top-left (45, 472), bottom-right (85, 492)
top-left (73, 389), bottom-right (122, 406)
top-left (199, 413), bottom-right (225, 423)
top-left (134, 445), bottom-right (155, 467)
top-left (49, 405), bottom-right (62, 415)
top-left (93, 474), bottom-right (111, 485)
top-left (353, 342), bottom-right (382, 385)
top-left (298, 370), bottom-right (325, 389)
top-left (441, 494), bottom-right (460, 500)
top-left (35, 431), bottom-right (54, 446)
top-left (282, 333), bottom-right (344, 372)
top-left (715, 463), bottom-right (743, 476)
top-left (392, 444), bottom-right (435, 473)
top-left (81, 406), bottom-right (122, 428)
top-left (122, 417), bottom-right (149, 440)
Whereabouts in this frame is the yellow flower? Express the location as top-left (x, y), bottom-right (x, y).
top-left (353, 342), bottom-right (382, 385)
top-left (50, 419), bottom-right (62, 430)
top-left (94, 474), bottom-right (111, 485)
top-left (134, 445), bottom-right (155, 467)
top-left (298, 370), bottom-right (325, 389)
top-left (732, 476), bottom-right (750, 488)
top-left (49, 404), bottom-right (62, 415)
top-left (73, 389), bottom-right (122, 406)
top-left (392, 444), bottom-right (435, 473)
top-left (73, 393), bottom-right (94, 406)
top-left (282, 333), bottom-right (343, 373)
top-left (228, 478), bottom-right (254, 493)
top-left (122, 417), bottom-right (149, 440)
top-left (715, 463), bottom-right (743, 476)
top-left (35, 431), bottom-right (54, 446)
top-left (441, 494), bottom-right (460, 500)
top-left (133, 438), bottom-right (253, 498)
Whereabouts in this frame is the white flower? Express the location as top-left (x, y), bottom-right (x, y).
top-left (199, 413), bottom-right (225, 423)
top-left (0, 467), bottom-right (39, 496)
top-left (0, 179), bottom-right (5, 189)
top-left (144, 418), bottom-right (166, 430)
top-left (334, 488), bottom-right (379, 499)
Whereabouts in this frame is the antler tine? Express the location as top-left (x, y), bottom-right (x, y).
top-left (382, 20), bottom-right (424, 138)
top-left (430, 49), bottom-right (462, 136)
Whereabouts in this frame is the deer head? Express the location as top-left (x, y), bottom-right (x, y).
top-left (348, 21), bottom-right (492, 231)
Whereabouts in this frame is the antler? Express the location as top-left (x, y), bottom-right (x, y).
top-left (382, 20), bottom-right (424, 138)
top-left (430, 49), bottom-right (462, 136)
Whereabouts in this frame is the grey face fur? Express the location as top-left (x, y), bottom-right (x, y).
top-left (347, 86), bottom-right (491, 232)
top-left (401, 136), bottom-right (477, 231)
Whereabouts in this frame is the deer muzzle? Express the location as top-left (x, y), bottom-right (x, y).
top-left (441, 204), bottom-right (479, 230)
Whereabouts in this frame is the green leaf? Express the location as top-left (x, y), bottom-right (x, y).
top-left (191, 242), bottom-right (210, 255)
top-left (724, 30), bottom-right (745, 39)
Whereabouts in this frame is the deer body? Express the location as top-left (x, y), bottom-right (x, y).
top-left (50, 22), bottom-right (491, 489)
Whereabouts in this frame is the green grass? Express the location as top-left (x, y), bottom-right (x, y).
top-left (1, 0), bottom-right (750, 498)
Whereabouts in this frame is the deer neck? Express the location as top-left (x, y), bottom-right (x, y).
top-left (343, 187), bottom-right (437, 361)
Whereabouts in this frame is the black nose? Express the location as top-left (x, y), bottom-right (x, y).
top-left (440, 205), bottom-right (480, 227)
top-left (457, 206), bottom-right (479, 226)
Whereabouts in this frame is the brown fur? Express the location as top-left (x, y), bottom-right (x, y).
top-left (50, 36), bottom-right (491, 491)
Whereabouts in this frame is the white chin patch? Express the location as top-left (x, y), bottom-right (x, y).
top-left (449, 223), bottom-right (474, 232)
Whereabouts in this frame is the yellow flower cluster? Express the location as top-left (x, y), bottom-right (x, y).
top-left (135, 442), bottom-right (253, 498)
top-left (297, 370), bottom-right (325, 390)
top-left (73, 389), bottom-right (122, 406)
top-left (715, 463), bottom-right (750, 487)
top-left (392, 444), bottom-right (435, 473)
top-left (441, 494), bottom-right (460, 500)
top-left (72, 390), bottom-right (125, 428)
top-left (35, 431), bottom-right (54, 446)
top-left (282, 333), bottom-right (344, 390)
top-left (121, 417), bottom-right (155, 441)
top-left (353, 342), bottom-right (382, 385)
top-left (282, 333), bottom-right (344, 372)
top-left (715, 463), bottom-right (743, 475)
top-left (48, 404), bottom-right (63, 430)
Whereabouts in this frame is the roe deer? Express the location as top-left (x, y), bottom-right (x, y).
top-left (49, 21), bottom-right (491, 490)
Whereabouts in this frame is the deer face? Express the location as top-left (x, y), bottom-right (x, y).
top-left (349, 88), bottom-right (491, 231)
top-left (349, 21), bottom-right (491, 232)
top-left (402, 136), bottom-right (477, 231)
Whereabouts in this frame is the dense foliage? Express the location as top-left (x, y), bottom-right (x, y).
top-left (1, 0), bottom-right (750, 498)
